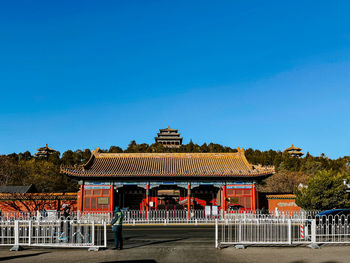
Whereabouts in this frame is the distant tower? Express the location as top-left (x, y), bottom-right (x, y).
top-left (155, 126), bottom-right (183, 148)
top-left (284, 144), bottom-right (304, 157)
top-left (34, 144), bottom-right (57, 159)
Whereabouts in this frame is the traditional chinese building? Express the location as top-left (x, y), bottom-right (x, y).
top-left (284, 144), bottom-right (304, 157)
top-left (34, 144), bottom-right (57, 159)
top-left (61, 147), bottom-right (274, 215)
top-left (155, 126), bottom-right (183, 148)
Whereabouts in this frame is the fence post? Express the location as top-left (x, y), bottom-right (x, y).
top-left (215, 219), bottom-right (218, 248)
top-left (304, 222), bottom-right (308, 240)
top-left (288, 219), bottom-right (292, 244)
top-left (238, 221), bottom-right (242, 242)
top-left (311, 219), bottom-right (316, 244)
top-left (28, 221), bottom-right (32, 246)
top-left (91, 221), bottom-right (95, 246)
top-left (104, 221), bottom-right (107, 248)
top-left (10, 220), bottom-right (21, 251)
top-left (14, 220), bottom-right (19, 245)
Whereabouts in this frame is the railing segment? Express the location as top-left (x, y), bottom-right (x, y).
top-left (215, 214), bottom-right (350, 248)
top-left (0, 219), bottom-right (107, 250)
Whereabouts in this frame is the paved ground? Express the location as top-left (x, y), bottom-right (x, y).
top-left (1, 226), bottom-right (350, 263)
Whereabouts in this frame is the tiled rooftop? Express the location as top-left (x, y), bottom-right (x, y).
top-left (61, 147), bottom-right (275, 178)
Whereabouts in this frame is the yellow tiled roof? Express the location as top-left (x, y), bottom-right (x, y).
top-left (266, 194), bottom-right (296, 199)
top-left (61, 147), bottom-right (275, 178)
top-left (284, 144), bottom-right (302, 152)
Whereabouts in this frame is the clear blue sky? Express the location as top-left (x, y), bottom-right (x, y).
top-left (1, 1), bottom-right (350, 158)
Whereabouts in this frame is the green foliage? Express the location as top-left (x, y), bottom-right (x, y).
top-left (109, 146), bottom-right (123, 153)
top-left (2, 140), bottom-right (350, 198)
top-left (295, 170), bottom-right (350, 210)
top-left (257, 171), bottom-right (308, 193)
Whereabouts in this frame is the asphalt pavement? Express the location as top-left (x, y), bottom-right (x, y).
top-left (1, 225), bottom-right (350, 263)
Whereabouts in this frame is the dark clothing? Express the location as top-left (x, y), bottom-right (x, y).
top-left (63, 208), bottom-right (70, 219)
top-left (111, 211), bottom-right (124, 249)
top-left (113, 225), bottom-right (123, 249)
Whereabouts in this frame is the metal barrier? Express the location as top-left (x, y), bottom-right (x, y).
top-left (122, 210), bottom-right (319, 225)
top-left (0, 209), bottom-right (321, 225)
top-left (215, 214), bottom-right (350, 248)
top-left (0, 219), bottom-right (107, 250)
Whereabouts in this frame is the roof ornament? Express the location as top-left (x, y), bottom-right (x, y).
top-left (92, 147), bottom-right (100, 155)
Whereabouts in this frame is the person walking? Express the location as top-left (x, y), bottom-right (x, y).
top-left (110, 207), bottom-right (124, 250)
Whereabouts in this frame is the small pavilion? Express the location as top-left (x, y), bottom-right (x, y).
top-left (284, 144), bottom-right (304, 157)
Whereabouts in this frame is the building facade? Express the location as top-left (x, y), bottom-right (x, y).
top-left (61, 147), bottom-right (274, 215)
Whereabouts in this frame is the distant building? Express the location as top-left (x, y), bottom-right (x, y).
top-left (154, 126), bottom-right (183, 148)
top-left (284, 144), bottom-right (304, 157)
top-left (34, 144), bottom-right (57, 159)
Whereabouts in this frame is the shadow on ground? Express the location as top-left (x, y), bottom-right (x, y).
top-left (0, 252), bottom-right (50, 262)
top-left (122, 238), bottom-right (187, 249)
top-left (100, 260), bottom-right (157, 263)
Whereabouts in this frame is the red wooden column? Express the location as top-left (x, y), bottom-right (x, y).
top-left (109, 185), bottom-right (114, 214)
top-left (187, 183), bottom-right (191, 220)
top-left (80, 184), bottom-right (84, 212)
top-left (146, 183), bottom-right (150, 213)
top-left (252, 184), bottom-right (256, 211)
top-left (221, 184), bottom-right (226, 216)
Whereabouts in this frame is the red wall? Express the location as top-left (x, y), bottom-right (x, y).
top-left (267, 195), bottom-right (301, 212)
top-left (0, 193), bottom-right (77, 214)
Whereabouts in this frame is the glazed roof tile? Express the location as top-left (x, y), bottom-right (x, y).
top-left (266, 194), bottom-right (296, 199)
top-left (284, 144), bottom-right (302, 151)
top-left (61, 147), bottom-right (275, 178)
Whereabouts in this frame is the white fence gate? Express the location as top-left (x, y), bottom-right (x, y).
top-left (0, 219), bottom-right (107, 250)
top-left (215, 215), bottom-right (350, 248)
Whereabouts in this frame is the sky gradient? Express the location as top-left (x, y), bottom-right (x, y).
top-left (1, 1), bottom-right (350, 158)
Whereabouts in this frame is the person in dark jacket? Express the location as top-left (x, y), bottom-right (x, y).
top-left (110, 207), bottom-right (124, 250)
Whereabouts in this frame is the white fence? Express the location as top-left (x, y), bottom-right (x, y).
top-left (215, 214), bottom-right (350, 248)
top-left (0, 219), bottom-right (107, 250)
top-left (0, 209), bottom-right (320, 225)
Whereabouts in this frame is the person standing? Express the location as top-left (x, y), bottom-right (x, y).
top-left (110, 207), bottom-right (124, 250)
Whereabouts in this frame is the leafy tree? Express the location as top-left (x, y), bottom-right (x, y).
top-left (295, 170), bottom-right (350, 210)
top-left (47, 151), bottom-right (61, 165)
top-left (82, 149), bottom-right (92, 163)
top-left (61, 150), bottom-right (74, 166)
top-left (257, 171), bottom-right (308, 193)
top-left (109, 146), bottom-right (123, 153)
top-left (0, 156), bottom-right (19, 185)
top-left (18, 151), bottom-right (32, 161)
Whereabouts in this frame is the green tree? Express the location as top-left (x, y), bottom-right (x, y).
top-left (82, 149), bottom-right (92, 163)
top-left (109, 146), bottom-right (123, 153)
top-left (257, 171), bottom-right (308, 193)
top-left (61, 150), bottom-right (74, 166)
top-left (295, 170), bottom-right (350, 210)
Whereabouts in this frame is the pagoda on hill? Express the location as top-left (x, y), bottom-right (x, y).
top-left (155, 126), bottom-right (183, 148)
top-left (34, 144), bottom-right (57, 159)
top-left (284, 144), bottom-right (304, 157)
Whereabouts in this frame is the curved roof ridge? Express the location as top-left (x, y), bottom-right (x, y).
top-left (95, 152), bottom-right (242, 158)
top-left (61, 146), bottom-right (275, 178)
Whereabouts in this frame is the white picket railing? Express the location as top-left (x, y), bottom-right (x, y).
top-left (0, 209), bottom-right (320, 225)
top-left (215, 214), bottom-right (350, 248)
top-left (0, 219), bottom-right (107, 250)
